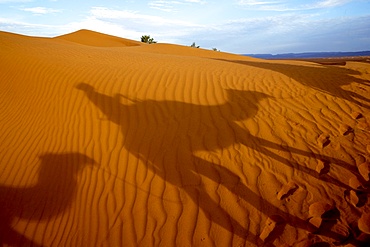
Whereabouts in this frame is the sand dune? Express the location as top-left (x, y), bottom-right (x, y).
top-left (56, 29), bottom-right (143, 47)
top-left (1, 30), bottom-right (370, 246)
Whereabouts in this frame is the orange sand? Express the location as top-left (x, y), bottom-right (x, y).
top-left (1, 29), bottom-right (370, 246)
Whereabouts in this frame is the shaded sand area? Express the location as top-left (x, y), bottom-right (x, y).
top-left (1, 29), bottom-right (370, 246)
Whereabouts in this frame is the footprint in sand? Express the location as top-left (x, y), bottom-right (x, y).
top-left (309, 218), bottom-right (350, 243)
top-left (316, 160), bottom-right (330, 175)
top-left (358, 213), bottom-right (370, 235)
top-left (308, 202), bottom-right (350, 242)
top-left (277, 181), bottom-right (298, 200)
top-left (339, 124), bottom-right (353, 136)
top-left (344, 189), bottom-right (360, 207)
top-left (358, 162), bottom-right (370, 182)
top-left (325, 222), bottom-right (350, 243)
top-left (317, 133), bottom-right (330, 148)
top-left (355, 155), bottom-right (366, 167)
top-left (349, 176), bottom-right (366, 191)
top-left (308, 201), bottom-right (337, 230)
top-left (259, 215), bottom-right (285, 242)
top-left (351, 111), bottom-right (363, 120)
top-left (345, 176), bottom-right (368, 208)
top-left (309, 202), bottom-right (336, 219)
top-left (356, 213), bottom-right (370, 243)
top-left (344, 169), bottom-right (369, 207)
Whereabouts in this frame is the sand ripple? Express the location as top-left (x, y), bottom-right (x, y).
top-left (1, 30), bottom-right (370, 246)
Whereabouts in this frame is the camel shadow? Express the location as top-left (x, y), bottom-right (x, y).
top-left (0, 152), bottom-right (95, 247)
top-left (217, 59), bottom-right (370, 109)
top-left (77, 83), bottom-right (357, 245)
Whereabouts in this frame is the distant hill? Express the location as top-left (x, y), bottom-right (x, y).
top-left (245, 51), bottom-right (370, 59)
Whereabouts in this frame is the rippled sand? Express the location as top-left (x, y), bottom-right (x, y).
top-left (1, 30), bottom-right (370, 246)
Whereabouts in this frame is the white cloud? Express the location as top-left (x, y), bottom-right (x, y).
top-left (21, 7), bottom-right (61, 14)
top-left (237, 0), bottom-right (282, 6)
top-left (90, 7), bottom-right (201, 28)
top-left (0, 0), bottom-right (31, 3)
top-left (0, 6), bottom-right (205, 43)
top-left (236, 0), bottom-right (304, 11)
top-left (184, 0), bottom-right (206, 3)
top-left (64, 16), bottom-right (143, 39)
top-left (237, 0), bottom-right (355, 11)
top-left (0, 17), bottom-right (62, 37)
top-left (0, 15), bottom-right (142, 40)
top-left (314, 0), bottom-right (352, 8)
top-left (214, 13), bottom-right (370, 53)
top-left (86, 6), bottom-right (207, 43)
top-left (148, 1), bottom-right (177, 12)
top-left (148, 0), bottom-right (206, 12)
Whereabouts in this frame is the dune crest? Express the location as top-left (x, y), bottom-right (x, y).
top-left (1, 30), bottom-right (370, 246)
top-left (55, 29), bottom-right (143, 47)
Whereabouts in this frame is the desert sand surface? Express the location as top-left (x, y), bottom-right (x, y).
top-left (1, 29), bottom-right (370, 246)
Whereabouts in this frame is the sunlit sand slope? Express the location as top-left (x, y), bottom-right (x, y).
top-left (56, 29), bottom-right (143, 47)
top-left (1, 30), bottom-right (370, 246)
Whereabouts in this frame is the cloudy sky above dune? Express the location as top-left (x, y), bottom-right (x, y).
top-left (1, 0), bottom-right (369, 54)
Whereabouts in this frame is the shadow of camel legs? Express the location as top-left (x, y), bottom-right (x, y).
top-left (192, 156), bottom-right (353, 244)
top-left (230, 122), bottom-right (361, 190)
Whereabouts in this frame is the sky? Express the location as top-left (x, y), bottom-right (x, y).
top-left (0, 0), bottom-right (369, 54)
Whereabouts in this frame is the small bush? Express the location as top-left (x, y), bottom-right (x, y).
top-left (141, 35), bottom-right (157, 44)
top-left (190, 42), bottom-right (200, 48)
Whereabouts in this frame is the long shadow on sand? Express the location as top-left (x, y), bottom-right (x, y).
top-left (0, 153), bottom-right (95, 247)
top-left (77, 83), bottom-right (360, 245)
top-left (217, 59), bottom-right (370, 109)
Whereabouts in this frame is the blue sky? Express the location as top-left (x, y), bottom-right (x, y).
top-left (1, 0), bottom-right (369, 54)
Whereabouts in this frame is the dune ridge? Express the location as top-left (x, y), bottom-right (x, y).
top-left (1, 30), bottom-right (370, 246)
top-left (55, 29), bottom-right (143, 47)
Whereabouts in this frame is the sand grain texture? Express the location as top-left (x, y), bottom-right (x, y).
top-left (1, 30), bottom-right (370, 246)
